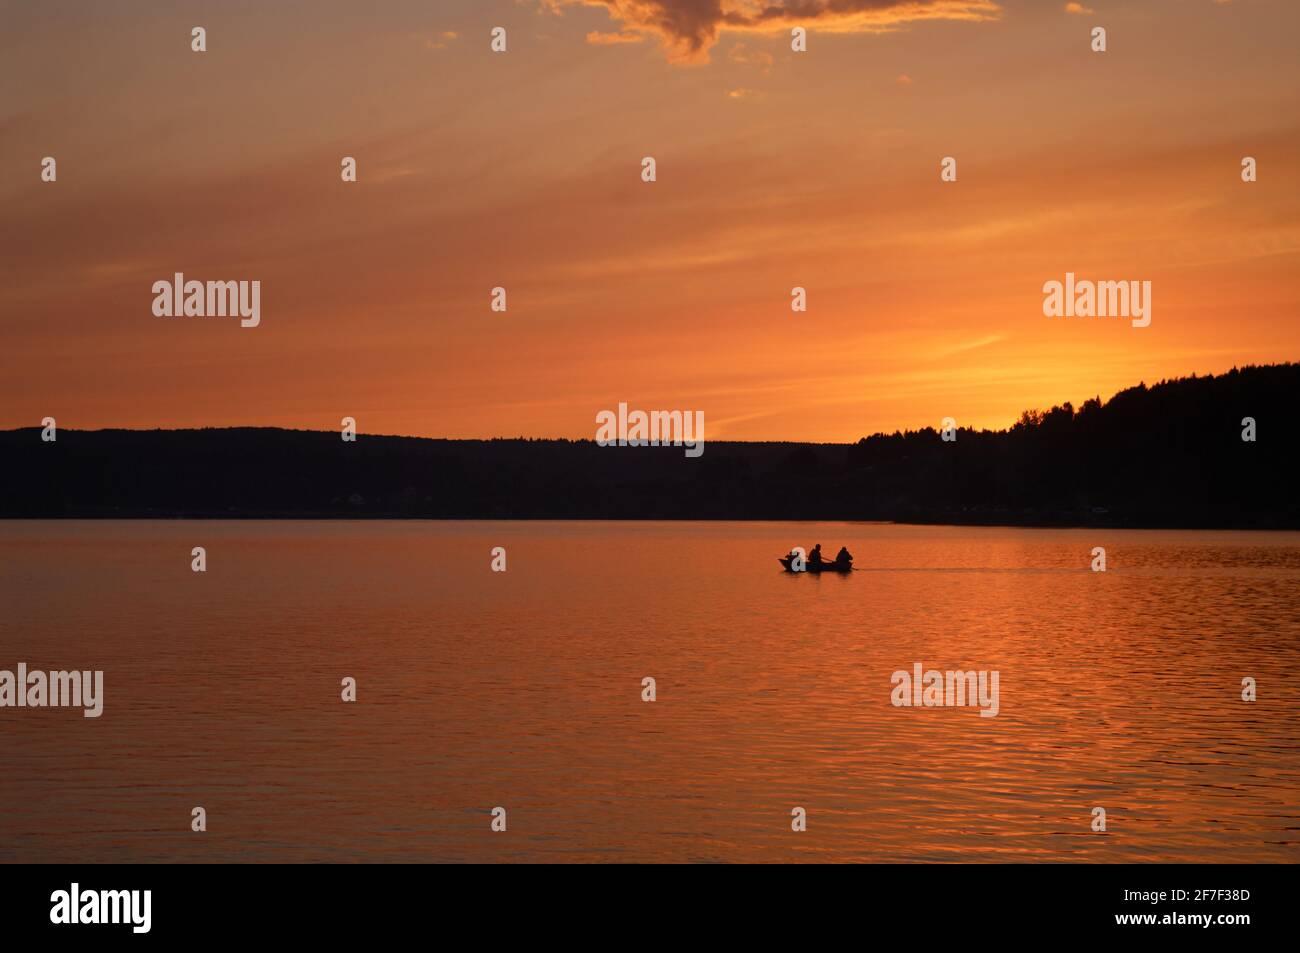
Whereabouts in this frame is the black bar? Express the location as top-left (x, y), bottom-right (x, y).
top-left (0, 863), bottom-right (1281, 941)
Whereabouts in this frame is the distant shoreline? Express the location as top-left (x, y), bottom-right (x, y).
top-left (4, 365), bottom-right (1296, 528)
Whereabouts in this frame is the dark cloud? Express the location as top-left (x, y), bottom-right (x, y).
top-left (545, 1), bottom-right (1002, 61)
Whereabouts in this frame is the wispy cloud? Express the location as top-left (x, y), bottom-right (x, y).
top-left (586, 30), bottom-right (644, 45)
top-left (933, 334), bottom-right (1007, 359)
top-left (413, 30), bottom-right (460, 51)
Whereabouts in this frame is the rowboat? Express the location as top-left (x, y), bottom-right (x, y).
top-left (778, 556), bottom-right (852, 573)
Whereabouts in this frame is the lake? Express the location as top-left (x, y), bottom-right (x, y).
top-left (2, 521), bottom-right (1298, 863)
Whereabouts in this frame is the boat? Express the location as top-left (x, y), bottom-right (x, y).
top-left (778, 556), bottom-right (852, 573)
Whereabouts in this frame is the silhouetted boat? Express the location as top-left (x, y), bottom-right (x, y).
top-left (778, 556), bottom-right (852, 573)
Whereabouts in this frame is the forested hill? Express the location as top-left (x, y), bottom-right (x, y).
top-left (2, 364), bottom-right (1294, 527)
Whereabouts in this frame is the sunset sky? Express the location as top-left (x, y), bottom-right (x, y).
top-left (2, 0), bottom-right (1297, 441)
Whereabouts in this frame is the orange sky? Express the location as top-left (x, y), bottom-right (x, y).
top-left (2, 0), bottom-right (1297, 441)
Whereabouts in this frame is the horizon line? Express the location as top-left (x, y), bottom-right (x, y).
top-left (6, 361), bottom-right (1293, 445)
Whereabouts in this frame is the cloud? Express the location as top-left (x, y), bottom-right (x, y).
top-left (933, 334), bottom-right (1007, 358)
top-left (540, 1), bottom-right (1003, 63)
top-left (586, 30), bottom-right (645, 44)
top-left (1063, 2), bottom-right (1094, 13)
top-left (413, 30), bottom-right (460, 50)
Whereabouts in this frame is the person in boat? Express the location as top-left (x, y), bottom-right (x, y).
top-left (835, 546), bottom-right (853, 568)
top-left (809, 544), bottom-right (824, 568)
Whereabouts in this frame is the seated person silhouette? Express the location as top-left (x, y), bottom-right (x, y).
top-left (808, 544), bottom-right (824, 568)
top-left (835, 546), bottom-right (853, 568)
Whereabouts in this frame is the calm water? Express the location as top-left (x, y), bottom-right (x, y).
top-left (2, 521), bottom-right (1299, 863)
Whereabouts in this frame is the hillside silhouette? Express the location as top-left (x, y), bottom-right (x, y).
top-left (2, 364), bottom-right (1294, 527)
